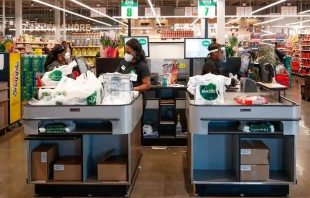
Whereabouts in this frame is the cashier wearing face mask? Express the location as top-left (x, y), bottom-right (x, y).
top-left (44, 44), bottom-right (67, 72)
top-left (116, 38), bottom-right (151, 109)
top-left (202, 38), bottom-right (237, 86)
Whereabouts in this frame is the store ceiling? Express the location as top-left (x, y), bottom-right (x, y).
top-left (2, 0), bottom-right (310, 9)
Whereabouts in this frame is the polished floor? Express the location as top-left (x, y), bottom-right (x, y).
top-left (1, 78), bottom-right (310, 198)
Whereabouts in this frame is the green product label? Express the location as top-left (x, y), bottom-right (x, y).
top-left (130, 69), bottom-right (136, 74)
top-left (139, 39), bottom-right (147, 45)
top-left (202, 40), bottom-right (211, 47)
top-left (87, 91), bottom-right (97, 105)
top-left (48, 70), bottom-right (62, 81)
top-left (199, 84), bottom-right (218, 101)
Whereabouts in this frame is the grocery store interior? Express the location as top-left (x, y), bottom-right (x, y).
top-left (1, 0), bottom-right (310, 197)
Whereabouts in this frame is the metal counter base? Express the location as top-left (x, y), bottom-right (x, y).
top-left (195, 184), bottom-right (289, 197)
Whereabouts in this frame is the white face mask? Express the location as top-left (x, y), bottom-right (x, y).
top-left (124, 53), bottom-right (134, 62)
top-left (64, 52), bottom-right (70, 61)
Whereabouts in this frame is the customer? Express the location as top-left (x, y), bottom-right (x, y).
top-left (116, 38), bottom-right (151, 110)
top-left (202, 38), bottom-right (237, 86)
top-left (44, 44), bottom-right (67, 72)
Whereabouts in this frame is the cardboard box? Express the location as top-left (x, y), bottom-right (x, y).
top-left (53, 156), bottom-right (82, 181)
top-left (98, 155), bottom-right (127, 181)
top-left (240, 164), bottom-right (269, 181)
top-left (0, 101), bottom-right (8, 130)
top-left (240, 140), bottom-right (270, 165)
top-left (32, 144), bottom-right (58, 181)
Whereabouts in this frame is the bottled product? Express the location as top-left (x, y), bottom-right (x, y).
top-left (176, 114), bottom-right (182, 135)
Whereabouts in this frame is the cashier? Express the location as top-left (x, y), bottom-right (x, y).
top-left (202, 38), bottom-right (237, 86)
top-left (116, 38), bottom-right (151, 109)
top-left (44, 44), bottom-right (67, 72)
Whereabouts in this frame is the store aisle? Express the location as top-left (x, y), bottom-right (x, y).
top-left (1, 79), bottom-right (310, 198)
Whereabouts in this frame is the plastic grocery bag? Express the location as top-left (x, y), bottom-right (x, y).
top-left (41, 70), bottom-right (63, 86)
top-left (54, 60), bottom-right (77, 76)
top-left (187, 73), bottom-right (231, 105)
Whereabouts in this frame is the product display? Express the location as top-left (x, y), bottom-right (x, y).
top-left (21, 55), bottom-right (46, 101)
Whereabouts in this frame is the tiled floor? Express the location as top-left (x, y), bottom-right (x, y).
top-left (1, 78), bottom-right (310, 198)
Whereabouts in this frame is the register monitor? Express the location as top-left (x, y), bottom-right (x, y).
top-left (76, 56), bottom-right (89, 74)
top-left (124, 36), bottom-right (150, 57)
top-left (184, 38), bottom-right (212, 59)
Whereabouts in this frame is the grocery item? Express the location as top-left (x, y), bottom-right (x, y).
top-left (236, 95), bottom-right (268, 105)
top-left (239, 121), bottom-right (275, 133)
top-left (39, 121), bottom-right (76, 133)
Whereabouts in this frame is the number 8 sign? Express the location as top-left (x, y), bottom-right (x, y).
top-left (198, 0), bottom-right (216, 18)
top-left (121, 0), bottom-right (138, 19)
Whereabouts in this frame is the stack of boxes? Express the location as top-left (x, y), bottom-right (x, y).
top-left (31, 143), bottom-right (127, 182)
top-left (21, 55), bottom-right (46, 101)
top-left (301, 75), bottom-right (310, 100)
top-left (240, 140), bottom-right (270, 182)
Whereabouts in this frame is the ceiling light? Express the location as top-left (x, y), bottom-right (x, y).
top-left (286, 19), bottom-right (310, 25)
top-left (254, 17), bottom-right (284, 25)
top-left (299, 10), bottom-right (310, 14)
top-left (146, 0), bottom-right (161, 26)
top-left (70, 0), bottom-right (127, 26)
top-left (273, 25), bottom-right (310, 28)
top-left (225, 18), bottom-right (240, 25)
top-left (33, 0), bottom-right (111, 26)
top-left (251, 0), bottom-right (287, 14)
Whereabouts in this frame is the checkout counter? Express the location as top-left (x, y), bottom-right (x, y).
top-left (23, 94), bottom-right (143, 197)
top-left (186, 86), bottom-right (300, 196)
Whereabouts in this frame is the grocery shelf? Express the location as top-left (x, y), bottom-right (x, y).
top-left (77, 55), bottom-right (97, 57)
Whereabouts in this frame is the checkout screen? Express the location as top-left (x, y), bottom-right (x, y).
top-left (185, 38), bottom-right (212, 59)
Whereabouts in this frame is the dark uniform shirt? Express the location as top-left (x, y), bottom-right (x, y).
top-left (116, 60), bottom-right (150, 88)
top-left (201, 57), bottom-right (222, 75)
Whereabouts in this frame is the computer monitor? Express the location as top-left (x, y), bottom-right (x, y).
top-left (75, 56), bottom-right (89, 74)
top-left (184, 38), bottom-right (212, 59)
top-left (124, 36), bottom-right (150, 57)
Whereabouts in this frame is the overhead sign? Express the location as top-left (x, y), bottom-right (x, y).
top-left (185, 7), bottom-right (193, 16)
top-left (145, 7), bottom-right (161, 17)
top-left (90, 7), bottom-right (107, 17)
top-left (64, 24), bottom-right (91, 32)
top-left (281, 6), bottom-right (297, 15)
top-left (198, 0), bottom-right (216, 18)
top-left (121, 0), bottom-right (138, 19)
top-left (236, 7), bottom-right (252, 16)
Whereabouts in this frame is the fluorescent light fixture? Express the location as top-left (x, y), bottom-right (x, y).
top-left (273, 25), bottom-right (310, 28)
top-left (299, 10), bottom-right (310, 14)
top-left (251, 0), bottom-right (287, 14)
top-left (225, 26), bottom-right (240, 29)
top-left (146, 0), bottom-right (161, 26)
top-left (113, 15), bottom-right (197, 19)
top-left (254, 17), bottom-right (284, 25)
top-left (261, 30), bottom-right (273, 34)
top-left (190, 18), bottom-right (199, 26)
top-left (70, 0), bottom-right (127, 26)
top-left (32, 0), bottom-right (111, 26)
top-left (286, 19), bottom-right (310, 25)
top-left (225, 18), bottom-right (240, 25)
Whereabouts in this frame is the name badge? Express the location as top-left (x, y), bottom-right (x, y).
top-left (121, 65), bottom-right (126, 71)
